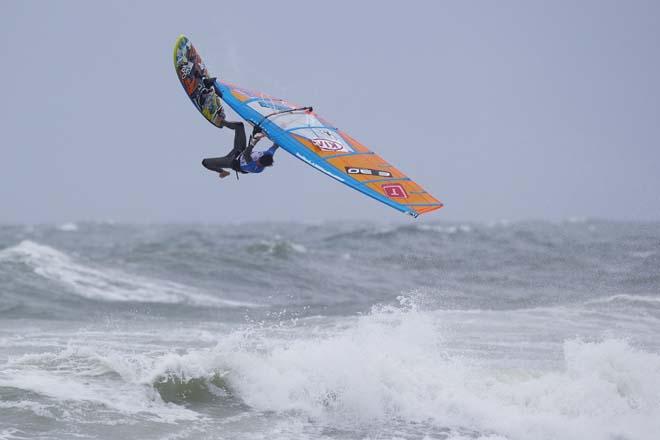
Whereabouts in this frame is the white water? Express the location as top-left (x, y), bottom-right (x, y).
top-left (3, 300), bottom-right (659, 439)
top-left (210, 305), bottom-right (660, 440)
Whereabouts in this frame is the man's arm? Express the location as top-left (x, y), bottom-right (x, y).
top-left (266, 144), bottom-right (279, 155)
top-left (242, 132), bottom-right (266, 161)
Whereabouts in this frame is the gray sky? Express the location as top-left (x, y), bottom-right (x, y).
top-left (1, 0), bottom-right (659, 223)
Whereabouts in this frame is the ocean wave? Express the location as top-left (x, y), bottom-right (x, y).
top-left (0, 428), bottom-right (24, 440)
top-left (56, 222), bottom-right (78, 232)
top-left (246, 239), bottom-right (307, 257)
top-left (375, 223), bottom-right (473, 237)
top-left (630, 250), bottom-right (657, 259)
top-left (1, 342), bottom-right (231, 422)
top-left (153, 371), bottom-right (231, 404)
top-left (3, 299), bottom-right (660, 439)
top-left (204, 302), bottom-right (660, 440)
top-left (54, 298), bottom-right (654, 439)
top-left (0, 369), bottom-right (199, 424)
top-left (0, 400), bottom-right (57, 421)
top-left (1, 344), bottom-right (204, 423)
top-left (323, 223), bottom-right (474, 242)
top-left (0, 240), bottom-right (255, 308)
top-left (585, 294), bottom-right (660, 306)
top-left (416, 224), bottom-right (473, 234)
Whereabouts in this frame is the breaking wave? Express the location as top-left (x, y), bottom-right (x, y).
top-left (0, 241), bottom-right (255, 307)
top-left (153, 372), bottom-right (231, 404)
top-left (5, 300), bottom-right (656, 439)
top-left (202, 303), bottom-right (660, 440)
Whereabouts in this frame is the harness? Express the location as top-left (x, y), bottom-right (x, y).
top-left (230, 155), bottom-right (245, 180)
top-left (230, 156), bottom-right (246, 173)
top-left (230, 126), bottom-right (262, 179)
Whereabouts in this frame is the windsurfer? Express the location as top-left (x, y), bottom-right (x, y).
top-left (201, 122), bottom-right (279, 178)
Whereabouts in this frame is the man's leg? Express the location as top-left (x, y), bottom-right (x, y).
top-left (223, 121), bottom-right (247, 157)
top-left (201, 122), bottom-right (247, 173)
top-left (221, 120), bottom-right (243, 130)
top-left (201, 156), bottom-right (233, 172)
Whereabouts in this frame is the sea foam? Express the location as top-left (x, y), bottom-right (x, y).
top-left (74, 300), bottom-right (660, 440)
top-left (206, 302), bottom-right (660, 440)
top-left (3, 299), bottom-right (659, 439)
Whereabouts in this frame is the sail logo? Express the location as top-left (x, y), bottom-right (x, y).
top-left (312, 138), bottom-right (348, 152)
top-left (382, 184), bottom-right (408, 199)
top-left (257, 100), bottom-right (292, 111)
top-left (345, 167), bottom-right (392, 177)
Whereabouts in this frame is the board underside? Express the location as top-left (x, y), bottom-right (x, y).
top-left (173, 35), bottom-right (225, 128)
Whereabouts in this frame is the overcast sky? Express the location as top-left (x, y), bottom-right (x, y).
top-left (1, 0), bottom-right (659, 224)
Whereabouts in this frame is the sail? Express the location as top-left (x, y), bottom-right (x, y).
top-left (216, 81), bottom-right (443, 217)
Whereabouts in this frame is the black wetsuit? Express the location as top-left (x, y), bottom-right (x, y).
top-left (201, 121), bottom-right (246, 173)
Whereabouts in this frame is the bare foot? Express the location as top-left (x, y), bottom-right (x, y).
top-left (219, 170), bottom-right (230, 179)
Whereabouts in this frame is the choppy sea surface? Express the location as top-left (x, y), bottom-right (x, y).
top-left (0, 220), bottom-right (659, 440)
